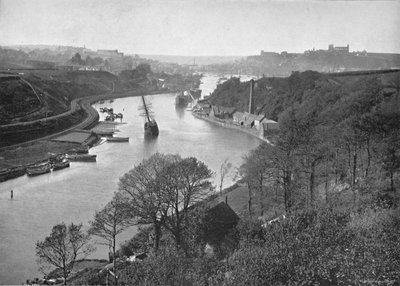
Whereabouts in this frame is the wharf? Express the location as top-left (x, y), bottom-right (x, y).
top-left (50, 130), bottom-right (98, 145)
top-left (91, 121), bottom-right (122, 136)
top-left (191, 112), bottom-right (272, 144)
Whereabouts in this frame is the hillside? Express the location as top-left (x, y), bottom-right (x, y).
top-left (0, 71), bottom-right (117, 125)
top-left (207, 50), bottom-right (400, 76)
top-left (210, 69), bottom-right (400, 121)
top-left (0, 75), bottom-right (41, 122)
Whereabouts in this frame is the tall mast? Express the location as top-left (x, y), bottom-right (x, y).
top-left (141, 96), bottom-right (151, 122)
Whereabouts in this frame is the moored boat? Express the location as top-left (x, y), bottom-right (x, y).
top-left (7, 166), bottom-right (26, 180)
top-left (66, 154), bottom-right (97, 162)
top-left (144, 120), bottom-right (159, 137)
top-left (69, 146), bottom-right (89, 154)
top-left (0, 169), bottom-right (10, 182)
top-left (0, 166), bottom-right (26, 182)
top-left (27, 163), bottom-right (52, 176)
top-left (115, 113), bottom-right (123, 119)
top-left (140, 95), bottom-right (159, 137)
top-left (52, 160), bottom-right (70, 171)
top-left (105, 115), bottom-right (115, 121)
top-left (27, 160), bottom-right (50, 168)
top-left (175, 91), bottom-right (189, 106)
top-left (107, 137), bottom-right (129, 142)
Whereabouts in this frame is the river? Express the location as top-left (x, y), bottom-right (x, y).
top-left (0, 73), bottom-right (260, 284)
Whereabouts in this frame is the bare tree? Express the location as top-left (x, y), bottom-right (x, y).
top-left (219, 159), bottom-right (232, 192)
top-left (88, 192), bottom-right (133, 284)
top-left (119, 153), bottom-right (179, 253)
top-left (240, 143), bottom-right (275, 217)
top-left (161, 157), bottom-right (213, 253)
top-left (35, 223), bottom-right (93, 285)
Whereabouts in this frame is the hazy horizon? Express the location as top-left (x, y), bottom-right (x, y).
top-left (1, 0), bottom-right (399, 56)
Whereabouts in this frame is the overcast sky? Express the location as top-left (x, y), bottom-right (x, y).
top-left (0, 0), bottom-right (399, 56)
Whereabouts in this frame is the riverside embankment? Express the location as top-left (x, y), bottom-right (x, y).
top-left (191, 111), bottom-right (272, 144)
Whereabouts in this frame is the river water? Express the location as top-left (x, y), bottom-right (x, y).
top-left (0, 73), bottom-right (259, 284)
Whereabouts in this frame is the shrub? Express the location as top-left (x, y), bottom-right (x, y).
top-left (222, 206), bottom-right (400, 285)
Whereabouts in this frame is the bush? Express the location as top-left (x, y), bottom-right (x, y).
top-left (221, 206), bottom-right (400, 285)
top-left (118, 247), bottom-right (226, 286)
top-left (119, 248), bottom-right (192, 286)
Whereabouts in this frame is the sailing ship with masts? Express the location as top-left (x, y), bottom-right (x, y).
top-left (140, 95), bottom-right (159, 137)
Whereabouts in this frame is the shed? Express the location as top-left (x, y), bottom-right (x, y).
top-left (263, 119), bottom-right (279, 130)
top-left (258, 119), bottom-right (279, 137)
top-left (254, 114), bottom-right (266, 129)
top-left (243, 112), bottom-right (257, 128)
top-left (196, 100), bottom-right (211, 110)
top-left (233, 112), bottom-right (245, 125)
top-left (210, 106), bottom-right (236, 119)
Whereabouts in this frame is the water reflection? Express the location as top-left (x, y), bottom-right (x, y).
top-left (143, 135), bottom-right (159, 157)
top-left (175, 105), bottom-right (186, 119)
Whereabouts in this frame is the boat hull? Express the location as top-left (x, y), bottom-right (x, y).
top-left (27, 164), bottom-right (52, 176)
top-left (144, 121), bottom-right (159, 137)
top-left (66, 154), bottom-right (97, 162)
top-left (0, 166), bottom-right (26, 182)
top-left (175, 95), bottom-right (189, 106)
top-left (53, 160), bottom-right (70, 171)
top-left (107, 137), bottom-right (129, 142)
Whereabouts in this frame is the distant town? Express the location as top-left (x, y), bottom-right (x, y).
top-left (2, 44), bottom-right (400, 77)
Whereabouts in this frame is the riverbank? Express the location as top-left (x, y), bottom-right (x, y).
top-left (191, 111), bottom-right (273, 144)
top-left (0, 89), bottom-right (172, 171)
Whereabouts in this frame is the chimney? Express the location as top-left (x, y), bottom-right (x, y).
top-left (249, 79), bottom-right (254, 114)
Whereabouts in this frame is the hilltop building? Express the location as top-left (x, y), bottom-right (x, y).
top-left (304, 44), bottom-right (350, 56)
top-left (328, 44), bottom-right (350, 54)
top-left (96, 49), bottom-right (124, 59)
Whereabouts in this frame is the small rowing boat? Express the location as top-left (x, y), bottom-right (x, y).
top-left (107, 137), bottom-right (129, 142)
top-left (53, 160), bottom-right (70, 171)
top-left (27, 163), bottom-right (52, 176)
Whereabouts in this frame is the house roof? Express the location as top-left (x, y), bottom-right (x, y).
top-left (205, 201), bottom-right (240, 225)
top-left (212, 106), bottom-right (236, 115)
top-left (203, 202), bottom-right (240, 244)
top-left (233, 111), bottom-right (245, 119)
top-left (243, 112), bottom-right (257, 125)
top-left (254, 114), bottom-right (265, 122)
top-left (263, 119), bottom-right (278, 124)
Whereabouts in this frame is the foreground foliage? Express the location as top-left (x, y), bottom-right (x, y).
top-left (94, 204), bottom-right (399, 286)
top-left (35, 223), bottom-right (93, 285)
